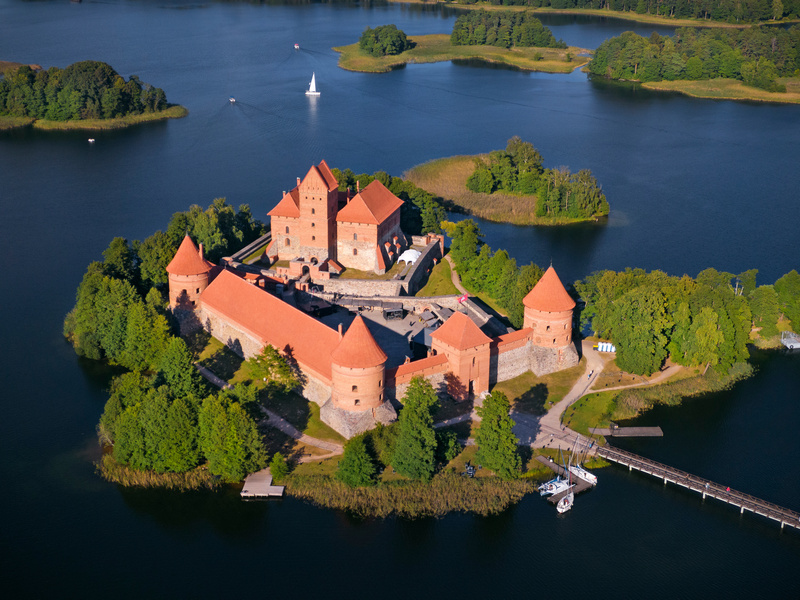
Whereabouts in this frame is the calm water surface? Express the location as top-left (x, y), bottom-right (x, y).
top-left (1, 1), bottom-right (798, 596)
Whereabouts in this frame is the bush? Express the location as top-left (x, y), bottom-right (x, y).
top-left (359, 25), bottom-right (414, 57)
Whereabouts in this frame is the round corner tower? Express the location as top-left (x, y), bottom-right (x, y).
top-left (523, 266), bottom-right (576, 348)
top-left (166, 234), bottom-right (214, 309)
top-left (330, 316), bottom-right (387, 412)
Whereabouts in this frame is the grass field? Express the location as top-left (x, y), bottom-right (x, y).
top-left (0, 105), bottom-right (189, 132)
top-left (493, 358), bottom-right (586, 415)
top-left (334, 34), bottom-right (589, 74)
top-left (415, 259), bottom-right (459, 297)
top-left (404, 155), bottom-right (600, 225)
top-left (642, 78), bottom-right (800, 104)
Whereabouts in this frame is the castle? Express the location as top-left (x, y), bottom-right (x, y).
top-left (167, 161), bottom-right (579, 438)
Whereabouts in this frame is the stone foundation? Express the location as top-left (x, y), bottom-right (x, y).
top-left (320, 399), bottom-right (398, 439)
top-left (530, 343), bottom-right (579, 376)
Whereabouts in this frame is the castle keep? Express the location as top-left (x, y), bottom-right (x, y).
top-left (169, 161), bottom-right (579, 439)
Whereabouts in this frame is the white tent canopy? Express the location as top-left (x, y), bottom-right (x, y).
top-left (398, 249), bottom-right (422, 264)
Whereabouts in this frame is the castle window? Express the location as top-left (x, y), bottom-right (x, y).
top-left (546, 325), bottom-right (550, 331)
top-left (353, 249), bottom-right (357, 256)
top-left (553, 339), bottom-right (556, 345)
top-left (312, 208), bottom-right (315, 214)
top-left (378, 380), bottom-right (381, 387)
top-left (312, 222), bottom-right (315, 228)
top-left (379, 394), bottom-right (382, 401)
top-left (352, 385), bottom-right (358, 392)
top-left (285, 226), bottom-right (289, 234)
top-left (285, 239), bottom-right (290, 247)
top-left (564, 324), bottom-right (567, 329)
top-left (472, 357), bottom-right (475, 366)
top-left (190, 300), bottom-right (195, 306)
top-left (312, 236), bottom-right (316, 241)
top-left (353, 233), bottom-right (358, 241)
top-left (196, 288), bottom-right (200, 294)
top-left (354, 399), bottom-right (360, 406)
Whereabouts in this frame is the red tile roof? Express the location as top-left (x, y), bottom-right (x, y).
top-left (387, 354), bottom-right (449, 382)
top-left (166, 235), bottom-right (214, 276)
top-left (336, 180), bottom-right (404, 225)
top-left (314, 160), bottom-right (339, 192)
top-left (330, 315), bottom-right (387, 369)
top-left (268, 189), bottom-right (300, 218)
top-left (199, 269), bottom-right (340, 380)
top-left (522, 266), bottom-right (576, 312)
top-left (430, 312), bottom-right (491, 350)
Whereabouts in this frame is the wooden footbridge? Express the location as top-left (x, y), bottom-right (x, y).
top-left (597, 445), bottom-right (800, 531)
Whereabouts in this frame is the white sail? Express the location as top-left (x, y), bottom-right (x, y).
top-left (305, 72), bottom-right (320, 96)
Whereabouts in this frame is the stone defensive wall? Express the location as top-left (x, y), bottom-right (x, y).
top-left (229, 230), bottom-right (272, 263)
top-left (386, 354), bottom-right (449, 404)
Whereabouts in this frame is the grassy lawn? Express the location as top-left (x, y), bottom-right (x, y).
top-left (404, 155), bottom-right (602, 225)
top-left (562, 391), bottom-right (617, 436)
top-left (242, 244), bottom-right (268, 264)
top-left (493, 357), bottom-right (586, 414)
top-left (415, 259), bottom-right (459, 297)
top-left (338, 260), bottom-right (405, 280)
top-left (334, 34), bottom-right (589, 74)
top-left (262, 390), bottom-right (346, 445)
top-left (642, 78), bottom-right (800, 105)
top-left (197, 338), bottom-right (244, 382)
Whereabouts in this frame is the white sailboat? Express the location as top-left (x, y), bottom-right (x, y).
top-left (569, 464), bottom-right (598, 485)
top-left (305, 72), bottom-right (320, 96)
top-left (539, 476), bottom-right (572, 497)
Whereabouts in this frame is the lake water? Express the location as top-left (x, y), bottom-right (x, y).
top-left (1, 1), bottom-right (798, 596)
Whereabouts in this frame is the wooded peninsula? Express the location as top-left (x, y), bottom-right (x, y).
top-left (0, 60), bottom-right (187, 131)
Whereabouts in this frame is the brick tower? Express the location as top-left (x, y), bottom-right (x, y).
top-left (330, 316), bottom-right (387, 411)
top-left (430, 312), bottom-right (492, 398)
top-left (523, 266), bottom-right (575, 348)
top-left (166, 234), bottom-right (214, 309)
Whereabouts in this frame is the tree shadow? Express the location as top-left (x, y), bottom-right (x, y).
top-left (514, 383), bottom-right (549, 416)
top-left (198, 345), bottom-right (243, 381)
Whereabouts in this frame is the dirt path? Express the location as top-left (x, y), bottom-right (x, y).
top-left (443, 254), bottom-right (468, 295)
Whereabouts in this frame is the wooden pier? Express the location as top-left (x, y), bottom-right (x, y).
top-left (240, 468), bottom-right (285, 500)
top-left (535, 455), bottom-right (594, 504)
top-left (597, 445), bottom-right (800, 531)
top-left (590, 426), bottom-right (663, 437)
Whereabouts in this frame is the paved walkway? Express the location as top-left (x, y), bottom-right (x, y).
top-left (443, 254), bottom-right (468, 295)
top-left (195, 363), bottom-right (343, 455)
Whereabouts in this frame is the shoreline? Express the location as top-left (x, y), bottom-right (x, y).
top-left (641, 78), bottom-right (800, 105)
top-left (334, 34), bottom-right (590, 74)
top-left (384, 1), bottom-right (799, 29)
top-left (0, 105), bottom-right (189, 132)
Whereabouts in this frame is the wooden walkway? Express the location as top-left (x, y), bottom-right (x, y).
top-left (240, 468), bottom-right (285, 500)
top-left (535, 455), bottom-right (594, 504)
top-left (597, 445), bottom-right (800, 531)
top-left (591, 426), bottom-right (663, 437)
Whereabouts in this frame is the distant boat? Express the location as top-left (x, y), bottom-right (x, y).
top-left (305, 72), bottom-right (320, 97)
top-left (294, 43), bottom-right (300, 50)
top-left (229, 96), bottom-right (236, 103)
top-left (88, 138), bottom-right (95, 143)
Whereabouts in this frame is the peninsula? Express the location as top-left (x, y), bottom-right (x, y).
top-left (0, 60), bottom-right (187, 131)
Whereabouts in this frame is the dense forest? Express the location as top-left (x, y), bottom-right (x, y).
top-left (576, 268), bottom-right (800, 375)
top-left (588, 26), bottom-right (800, 91)
top-left (0, 60), bottom-right (170, 121)
top-left (452, 0), bottom-right (800, 24)
top-left (64, 200), bottom-right (269, 483)
top-left (331, 167), bottom-right (449, 236)
top-left (359, 24), bottom-right (415, 56)
top-left (450, 10), bottom-right (567, 48)
top-left (445, 219), bottom-right (545, 328)
top-left (466, 137), bottom-right (610, 221)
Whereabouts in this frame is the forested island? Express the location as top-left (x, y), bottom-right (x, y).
top-left (334, 15), bottom-right (588, 73)
top-left (589, 26), bottom-right (800, 103)
top-left (389, 0), bottom-right (800, 26)
top-left (404, 137), bottom-right (610, 225)
top-left (0, 60), bottom-right (186, 131)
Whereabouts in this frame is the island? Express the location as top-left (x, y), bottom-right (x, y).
top-left (334, 13), bottom-right (590, 73)
top-left (63, 161), bottom-right (798, 518)
top-left (589, 27), bottom-right (800, 104)
top-left (404, 137), bottom-right (610, 225)
top-left (0, 60), bottom-right (187, 131)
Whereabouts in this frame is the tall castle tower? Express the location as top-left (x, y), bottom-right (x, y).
top-left (430, 311), bottom-right (492, 399)
top-left (329, 316), bottom-right (387, 411)
top-left (166, 234), bottom-right (214, 309)
top-left (523, 266), bottom-right (575, 348)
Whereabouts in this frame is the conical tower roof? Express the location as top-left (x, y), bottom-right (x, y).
top-left (330, 316), bottom-right (387, 368)
top-left (166, 235), bottom-right (214, 276)
top-left (523, 266), bottom-right (575, 312)
top-left (430, 312), bottom-right (491, 350)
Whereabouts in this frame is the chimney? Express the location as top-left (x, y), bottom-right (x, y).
top-left (199, 243), bottom-right (204, 260)
top-left (356, 180), bottom-right (360, 193)
top-left (297, 177), bottom-right (301, 187)
top-left (338, 323), bottom-right (343, 340)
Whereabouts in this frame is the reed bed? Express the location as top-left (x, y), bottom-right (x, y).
top-left (642, 78), bottom-right (800, 104)
top-left (30, 105), bottom-right (188, 131)
top-left (286, 471), bottom-right (534, 518)
top-left (97, 454), bottom-right (221, 491)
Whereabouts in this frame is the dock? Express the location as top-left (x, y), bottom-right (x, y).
top-left (591, 426), bottom-right (663, 437)
top-left (240, 468), bottom-right (285, 500)
top-left (535, 455), bottom-right (594, 504)
top-left (597, 445), bottom-right (800, 531)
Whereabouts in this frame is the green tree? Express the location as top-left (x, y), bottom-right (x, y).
top-left (391, 377), bottom-right (438, 481)
top-left (475, 391), bottom-right (521, 479)
top-left (612, 287), bottom-right (672, 376)
top-left (749, 285), bottom-right (781, 337)
top-left (774, 270), bottom-right (800, 330)
top-left (270, 452), bottom-right (289, 482)
top-left (247, 345), bottom-right (299, 394)
top-left (157, 337), bottom-right (206, 398)
top-left (163, 396), bottom-right (201, 472)
top-left (336, 435), bottom-right (377, 487)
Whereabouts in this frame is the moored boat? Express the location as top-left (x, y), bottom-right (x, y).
top-left (569, 464), bottom-right (598, 485)
top-left (556, 490), bottom-right (574, 514)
